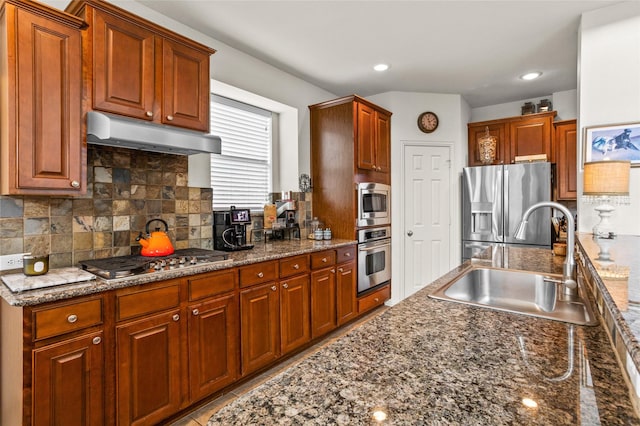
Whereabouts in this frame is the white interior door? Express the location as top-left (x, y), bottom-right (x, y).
top-left (403, 144), bottom-right (451, 298)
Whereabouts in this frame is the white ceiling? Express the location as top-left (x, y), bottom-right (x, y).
top-left (42, 0), bottom-right (619, 108)
top-left (133, 0), bottom-right (619, 108)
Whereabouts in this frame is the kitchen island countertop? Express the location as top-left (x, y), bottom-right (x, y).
top-left (0, 238), bottom-right (356, 307)
top-left (204, 245), bottom-right (639, 425)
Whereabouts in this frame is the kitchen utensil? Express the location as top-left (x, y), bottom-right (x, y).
top-left (136, 219), bottom-right (175, 256)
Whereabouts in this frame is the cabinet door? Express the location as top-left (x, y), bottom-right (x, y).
top-left (162, 39), bottom-right (211, 131)
top-left (311, 268), bottom-right (336, 338)
top-left (280, 275), bottom-right (310, 354)
top-left (188, 293), bottom-right (238, 402)
top-left (468, 123), bottom-right (508, 166)
top-left (555, 120), bottom-right (578, 200)
top-left (116, 310), bottom-right (182, 426)
top-left (509, 115), bottom-right (552, 163)
top-left (336, 261), bottom-right (357, 326)
top-left (375, 111), bottom-right (391, 173)
top-left (7, 6), bottom-right (84, 194)
top-left (240, 282), bottom-right (280, 376)
top-left (356, 102), bottom-right (377, 171)
top-left (93, 9), bottom-right (156, 120)
top-left (32, 332), bottom-right (104, 426)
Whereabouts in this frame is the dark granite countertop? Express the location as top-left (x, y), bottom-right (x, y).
top-left (205, 245), bottom-right (639, 425)
top-left (0, 238), bottom-right (356, 307)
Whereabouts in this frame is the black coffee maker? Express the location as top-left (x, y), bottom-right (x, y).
top-left (214, 207), bottom-right (254, 251)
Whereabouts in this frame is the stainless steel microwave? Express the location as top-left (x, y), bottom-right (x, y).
top-left (357, 182), bottom-right (390, 227)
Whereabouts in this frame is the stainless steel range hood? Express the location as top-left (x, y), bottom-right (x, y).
top-left (87, 111), bottom-right (221, 155)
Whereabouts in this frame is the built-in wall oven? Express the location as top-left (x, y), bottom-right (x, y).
top-left (357, 226), bottom-right (391, 295)
top-left (357, 182), bottom-right (390, 227)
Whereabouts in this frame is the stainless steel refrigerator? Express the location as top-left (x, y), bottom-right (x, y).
top-left (462, 162), bottom-right (552, 261)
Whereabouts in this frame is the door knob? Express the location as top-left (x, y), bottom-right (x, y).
top-left (407, 230), bottom-right (413, 236)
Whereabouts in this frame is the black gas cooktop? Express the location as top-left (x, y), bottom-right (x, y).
top-left (79, 248), bottom-right (230, 280)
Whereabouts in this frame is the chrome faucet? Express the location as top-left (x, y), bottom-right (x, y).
top-left (514, 202), bottom-right (577, 296)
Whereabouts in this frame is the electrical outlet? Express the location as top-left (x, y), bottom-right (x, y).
top-left (0, 253), bottom-right (28, 271)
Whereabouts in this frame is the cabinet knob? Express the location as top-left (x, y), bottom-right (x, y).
top-left (257, 272), bottom-right (264, 278)
top-left (271, 285), bottom-right (277, 291)
top-left (345, 252), bottom-right (351, 257)
top-left (145, 111), bottom-right (153, 117)
top-left (407, 230), bottom-right (414, 237)
top-left (172, 314), bottom-right (180, 322)
top-left (377, 167), bottom-right (382, 171)
top-left (92, 336), bottom-right (101, 345)
top-left (282, 283), bottom-right (288, 289)
top-left (322, 258), bottom-right (327, 263)
top-left (293, 264), bottom-right (299, 269)
top-left (192, 309), bottom-right (199, 316)
top-left (331, 269), bottom-right (336, 274)
top-left (67, 314), bottom-right (78, 323)
top-left (338, 267), bottom-right (343, 273)
top-left (70, 180), bottom-right (80, 188)
top-left (166, 115), bottom-right (174, 121)
top-left (374, 298), bottom-right (380, 303)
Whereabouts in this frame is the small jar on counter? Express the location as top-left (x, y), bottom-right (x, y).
top-left (23, 254), bottom-right (49, 276)
top-left (323, 228), bottom-right (332, 240)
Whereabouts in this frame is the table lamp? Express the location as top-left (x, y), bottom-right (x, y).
top-left (583, 160), bottom-right (631, 237)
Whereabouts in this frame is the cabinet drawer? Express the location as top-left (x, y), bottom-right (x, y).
top-left (358, 284), bottom-right (390, 314)
top-left (280, 255), bottom-right (309, 278)
top-left (336, 246), bottom-right (356, 264)
top-left (239, 261), bottom-right (278, 288)
top-left (188, 269), bottom-right (237, 301)
top-left (33, 297), bottom-right (103, 341)
top-left (116, 280), bottom-right (181, 321)
top-left (311, 250), bottom-right (336, 269)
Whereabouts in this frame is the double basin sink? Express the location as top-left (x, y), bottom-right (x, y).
top-left (429, 267), bottom-right (598, 326)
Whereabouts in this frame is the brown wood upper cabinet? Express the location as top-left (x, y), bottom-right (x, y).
top-left (0, 0), bottom-right (86, 195)
top-left (357, 102), bottom-right (391, 174)
top-left (67, 0), bottom-right (214, 132)
top-left (467, 111), bottom-right (556, 166)
top-left (554, 119), bottom-right (578, 200)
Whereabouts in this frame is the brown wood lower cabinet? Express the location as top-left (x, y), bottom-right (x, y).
top-left (187, 293), bottom-right (238, 401)
top-left (3, 245), bottom-right (370, 426)
top-left (240, 282), bottom-right (280, 376)
top-left (280, 275), bottom-right (311, 354)
top-left (32, 331), bottom-right (105, 426)
top-left (116, 309), bottom-right (182, 426)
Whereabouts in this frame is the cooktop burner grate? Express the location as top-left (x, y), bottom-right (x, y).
top-left (79, 248), bottom-right (230, 279)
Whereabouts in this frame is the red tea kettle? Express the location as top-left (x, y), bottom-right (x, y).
top-left (136, 219), bottom-right (175, 257)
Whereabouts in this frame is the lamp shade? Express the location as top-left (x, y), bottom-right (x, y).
top-left (583, 161), bottom-right (630, 196)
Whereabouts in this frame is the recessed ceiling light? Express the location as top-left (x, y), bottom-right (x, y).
top-left (373, 63), bottom-right (389, 72)
top-left (521, 72), bottom-right (542, 81)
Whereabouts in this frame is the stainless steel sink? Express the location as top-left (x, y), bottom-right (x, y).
top-left (429, 267), bottom-right (598, 326)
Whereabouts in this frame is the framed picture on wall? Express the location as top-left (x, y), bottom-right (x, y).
top-left (584, 122), bottom-right (640, 166)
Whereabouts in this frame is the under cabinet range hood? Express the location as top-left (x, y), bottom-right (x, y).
top-left (86, 111), bottom-right (221, 155)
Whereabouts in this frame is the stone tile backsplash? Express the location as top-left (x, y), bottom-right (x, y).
top-left (0, 146), bottom-right (213, 269)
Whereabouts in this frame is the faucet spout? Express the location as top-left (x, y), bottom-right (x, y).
top-left (515, 201), bottom-right (576, 295)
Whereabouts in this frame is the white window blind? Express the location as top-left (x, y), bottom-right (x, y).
top-left (210, 95), bottom-right (272, 211)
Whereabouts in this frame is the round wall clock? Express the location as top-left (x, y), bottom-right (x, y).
top-left (417, 111), bottom-right (439, 133)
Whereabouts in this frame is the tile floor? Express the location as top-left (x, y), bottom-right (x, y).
top-left (168, 307), bottom-right (388, 426)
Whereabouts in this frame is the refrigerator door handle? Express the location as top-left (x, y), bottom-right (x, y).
top-left (494, 168), bottom-right (503, 240)
top-left (504, 169), bottom-right (509, 237)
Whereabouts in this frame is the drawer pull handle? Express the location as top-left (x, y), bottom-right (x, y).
top-left (166, 115), bottom-right (174, 121)
top-left (374, 298), bottom-right (380, 303)
top-left (322, 258), bottom-right (327, 263)
top-left (282, 283), bottom-right (288, 289)
top-left (192, 309), bottom-right (199, 316)
top-left (271, 285), bottom-right (277, 291)
top-left (92, 336), bottom-right (101, 345)
top-left (345, 253), bottom-right (351, 257)
top-left (67, 314), bottom-right (78, 323)
top-left (257, 272), bottom-right (264, 278)
top-left (293, 264), bottom-right (299, 269)
top-left (145, 111), bottom-right (153, 117)
top-left (70, 180), bottom-right (80, 188)
top-left (173, 314), bottom-right (180, 322)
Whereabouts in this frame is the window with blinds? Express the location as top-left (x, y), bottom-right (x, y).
top-left (210, 95), bottom-right (272, 211)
